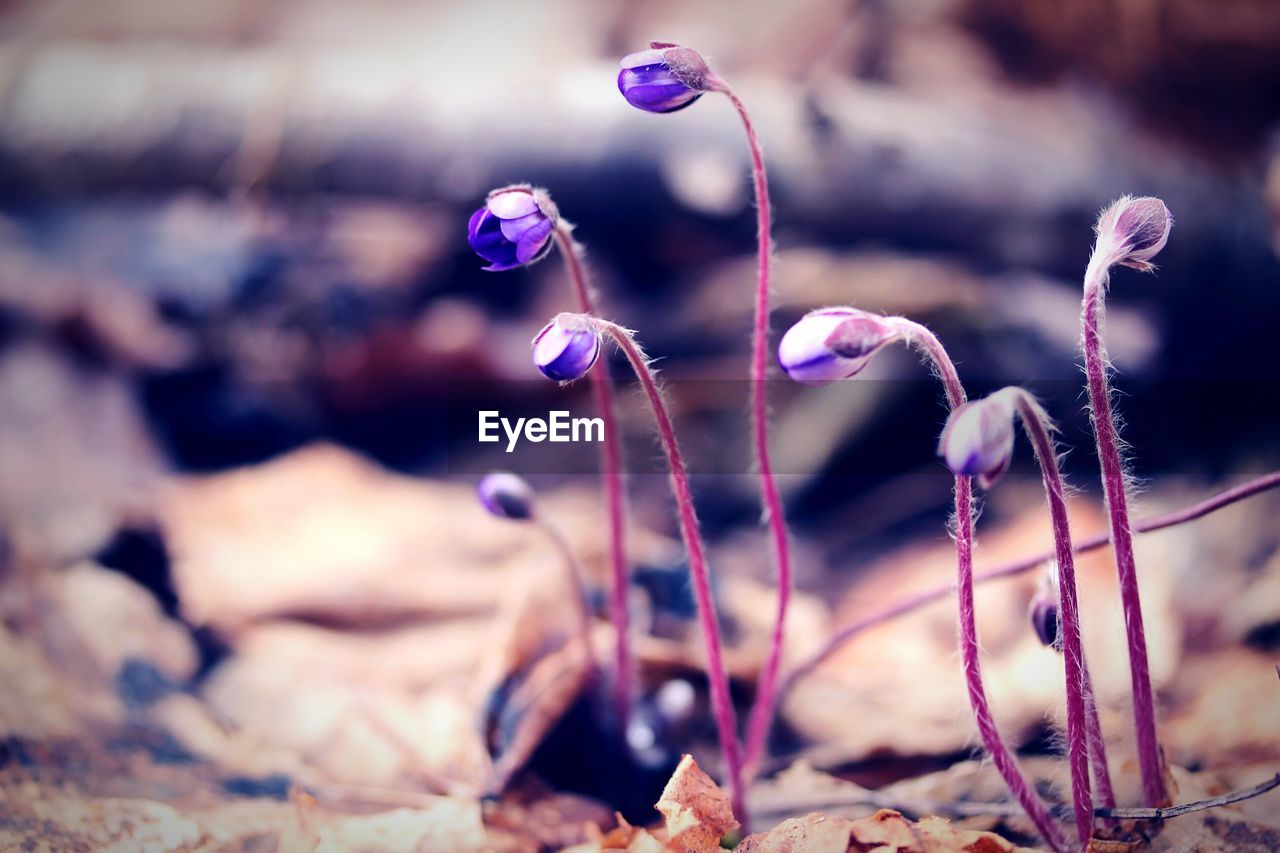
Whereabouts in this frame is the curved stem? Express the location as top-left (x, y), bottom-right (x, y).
top-left (1079, 655), bottom-right (1119, 819)
top-left (955, 475), bottom-right (1069, 852)
top-left (591, 317), bottom-right (748, 824)
top-left (890, 318), bottom-right (965, 410)
top-left (553, 226), bottom-right (632, 732)
top-left (778, 471), bottom-right (1280, 700)
top-left (1007, 389), bottom-right (1098, 847)
top-left (890, 328), bottom-right (1066, 850)
top-left (1082, 259), bottom-right (1165, 806)
top-left (714, 84), bottom-right (793, 781)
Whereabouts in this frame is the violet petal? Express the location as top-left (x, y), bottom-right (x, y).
top-left (487, 190), bottom-right (540, 220)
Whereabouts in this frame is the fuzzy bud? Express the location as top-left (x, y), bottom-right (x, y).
top-left (468, 185), bottom-right (559, 271)
top-left (618, 42), bottom-right (713, 114)
top-left (938, 394), bottom-right (1016, 488)
top-left (777, 308), bottom-right (900, 385)
top-left (1096, 195), bottom-right (1173, 273)
top-left (532, 313), bottom-right (601, 382)
top-left (477, 472), bottom-right (536, 521)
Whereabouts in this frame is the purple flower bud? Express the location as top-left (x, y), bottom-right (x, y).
top-left (1097, 195), bottom-right (1173, 272)
top-left (938, 395), bottom-right (1015, 488)
top-left (618, 42), bottom-right (713, 114)
top-left (468, 186), bottom-right (558, 272)
top-left (532, 314), bottom-right (600, 382)
top-left (1029, 596), bottom-right (1062, 650)
top-left (477, 472), bottom-right (536, 520)
top-left (777, 308), bottom-right (900, 385)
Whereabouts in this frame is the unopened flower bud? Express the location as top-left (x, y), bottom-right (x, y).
top-left (1029, 567), bottom-right (1063, 651)
top-left (477, 472), bottom-right (536, 521)
top-left (532, 314), bottom-right (601, 382)
top-left (938, 394), bottom-right (1016, 488)
top-left (1030, 596), bottom-right (1061, 650)
top-left (777, 308), bottom-right (900, 385)
top-left (618, 42), bottom-right (713, 114)
top-left (468, 186), bottom-right (558, 271)
top-left (1097, 195), bottom-right (1173, 272)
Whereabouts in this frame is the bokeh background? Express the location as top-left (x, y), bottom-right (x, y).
top-left (2, 0), bottom-right (1280, 847)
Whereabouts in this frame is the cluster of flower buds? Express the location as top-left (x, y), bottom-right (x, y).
top-left (467, 186), bottom-right (559, 271)
top-left (477, 471), bottom-right (537, 521)
top-left (937, 393), bottom-right (1017, 489)
top-left (776, 308), bottom-right (901, 384)
top-left (532, 314), bottom-right (601, 382)
top-left (617, 42), bottom-right (714, 114)
top-left (1095, 195), bottom-right (1174, 273)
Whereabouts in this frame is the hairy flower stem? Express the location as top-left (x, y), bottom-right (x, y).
top-left (1007, 389), bottom-right (1102, 847)
top-left (778, 471), bottom-right (1280, 699)
top-left (897, 324), bottom-right (1069, 852)
top-left (707, 79), bottom-right (793, 778)
top-left (590, 317), bottom-right (747, 824)
top-left (1080, 655), bottom-right (1119, 823)
top-left (1082, 256), bottom-right (1166, 806)
top-left (553, 227), bottom-right (632, 732)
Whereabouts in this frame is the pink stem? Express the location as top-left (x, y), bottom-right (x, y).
top-left (776, 470), bottom-right (1280, 703)
top-left (554, 227), bottom-right (632, 732)
top-left (895, 326), bottom-right (1067, 851)
top-left (592, 318), bottom-right (748, 824)
top-left (714, 83), bottom-right (793, 779)
top-left (1082, 262), bottom-right (1166, 806)
top-left (1010, 390), bottom-right (1098, 847)
top-left (1080, 655), bottom-right (1119, 818)
top-left (956, 474), bottom-right (1069, 852)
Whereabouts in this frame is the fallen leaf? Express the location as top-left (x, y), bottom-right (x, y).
top-left (654, 755), bottom-right (739, 853)
top-left (736, 809), bottom-right (1027, 852)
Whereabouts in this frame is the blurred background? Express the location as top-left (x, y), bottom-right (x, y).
top-left (2, 0), bottom-right (1279, 847)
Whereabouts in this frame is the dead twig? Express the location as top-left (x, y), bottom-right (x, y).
top-left (1095, 773), bottom-right (1280, 820)
top-left (753, 773), bottom-right (1280, 826)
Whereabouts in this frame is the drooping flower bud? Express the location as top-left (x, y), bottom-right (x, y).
top-left (938, 393), bottom-right (1016, 488)
top-left (1096, 195), bottom-right (1173, 273)
top-left (777, 308), bottom-right (900, 385)
top-left (617, 42), bottom-right (713, 114)
top-left (1029, 567), bottom-right (1063, 650)
top-left (468, 186), bottom-right (558, 271)
top-left (1030, 597), bottom-right (1061, 649)
top-left (477, 472), bottom-right (536, 521)
top-left (532, 314), bottom-right (601, 382)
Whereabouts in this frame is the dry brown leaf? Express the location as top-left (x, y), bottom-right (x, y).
top-left (163, 444), bottom-right (549, 630)
top-left (0, 788), bottom-right (204, 851)
top-left (312, 802), bottom-right (487, 853)
top-left (737, 809), bottom-right (1026, 852)
top-left (483, 788), bottom-right (614, 851)
top-left (655, 755), bottom-right (739, 853)
top-left (478, 574), bottom-right (595, 794)
top-left (736, 812), bottom-right (861, 852)
top-left (50, 562), bottom-right (198, 684)
top-left (1162, 648), bottom-right (1280, 769)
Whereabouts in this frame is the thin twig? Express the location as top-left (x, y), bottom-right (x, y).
top-left (753, 773), bottom-right (1280, 826)
top-left (1096, 774), bottom-right (1280, 820)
